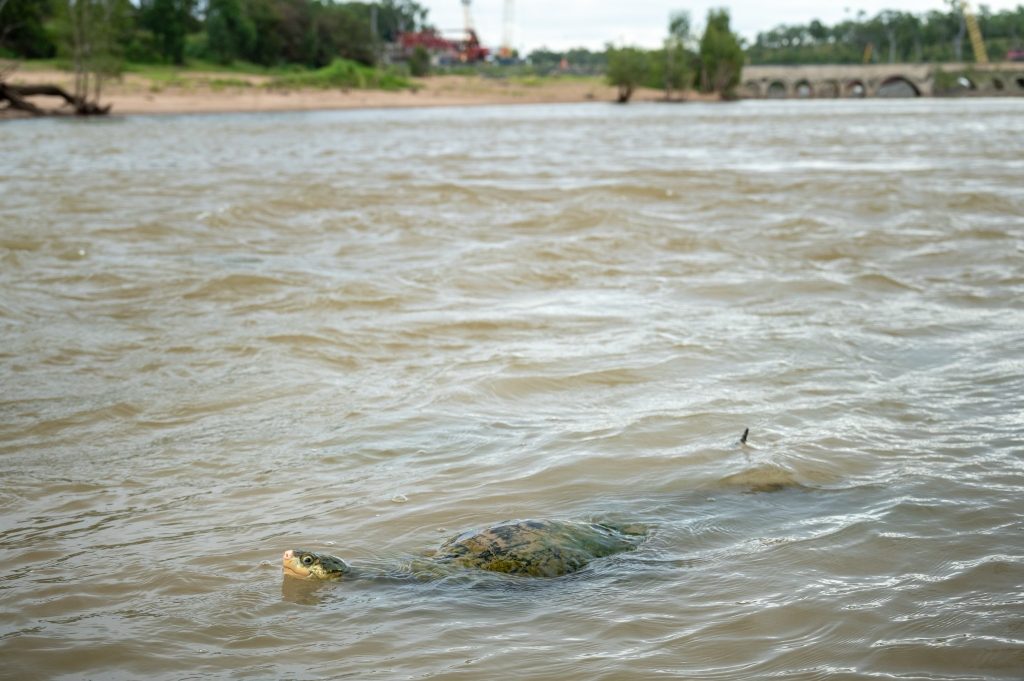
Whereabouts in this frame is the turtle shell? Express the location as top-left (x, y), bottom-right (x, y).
top-left (431, 519), bottom-right (642, 577)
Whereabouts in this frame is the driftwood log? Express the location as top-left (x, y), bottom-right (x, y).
top-left (0, 81), bottom-right (111, 116)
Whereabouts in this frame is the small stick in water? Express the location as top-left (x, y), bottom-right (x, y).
top-left (740, 428), bottom-right (749, 445)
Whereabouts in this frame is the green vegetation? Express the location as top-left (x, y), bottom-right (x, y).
top-left (605, 8), bottom-right (740, 101)
top-left (137, 0), bottom-right (197, 65)
top-left (269, 58), bottom-right (410, 91)
top-left (0, 0), bottom-right (428, 97)
top-left (6, 1), bottom-right (1020, 107)
top-left (527, 48), bottom-right (609, 75)
top-left (409, 45), bottom-right (430, 77)
top-left (53, 0), bottom-right (132, 103)
top-left (119, 59), bottom-right (298, 77)
top-left (0, 0), bottom-right (429, 69)
top-left (661, 10), bottom-right (693, 98)
top-left (933, 68), bottom-right (973, 93)
top-left (0, 0), bottom-right (54, 58)
top-left (748, 5), bottom-right (1024, 64)
top-left (698, 9), bottom-right (743, 97)
top-left (208, 78), bottom-right (253, 91)
top-left (606, 46), bottom-right (649, 102)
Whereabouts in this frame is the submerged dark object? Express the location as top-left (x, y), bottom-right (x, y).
top-left (282, 519), bottom-right (645, 580)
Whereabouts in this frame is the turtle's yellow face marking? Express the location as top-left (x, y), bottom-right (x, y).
top-left (282, 549), bottom-right (349, 580)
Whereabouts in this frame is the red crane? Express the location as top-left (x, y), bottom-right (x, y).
top-left (398, 0), bottom-right (489, 64)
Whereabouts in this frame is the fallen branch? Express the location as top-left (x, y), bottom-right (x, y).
top-left (0, 81), bottom-right (111, 116)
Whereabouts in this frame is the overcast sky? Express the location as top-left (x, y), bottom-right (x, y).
top-left (418, 1), bottom-right (1022, 52)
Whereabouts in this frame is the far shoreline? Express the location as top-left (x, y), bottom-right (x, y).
top-left (2, 68), bottom-right (721, 121)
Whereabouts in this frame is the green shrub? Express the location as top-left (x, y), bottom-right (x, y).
top-left (269, 58), bottom-right (411, 91)
top-left (409, 46), bottom-right (431, 77)
top-left (208, 78), bottom-right (253, 90)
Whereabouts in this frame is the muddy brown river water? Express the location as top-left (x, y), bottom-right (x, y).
top-left (1, 99), bottom-right (1023, 679)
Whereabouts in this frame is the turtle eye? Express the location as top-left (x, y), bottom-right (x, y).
top-left (301, 555), bottom-right (314, 566)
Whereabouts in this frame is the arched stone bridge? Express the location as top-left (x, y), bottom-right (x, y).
top-left (742, 62), bottom-right (1024, 98)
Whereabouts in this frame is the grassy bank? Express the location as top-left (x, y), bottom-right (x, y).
top-left (267, 59), bottom-right (411, 91)
top-left (2, 59), bottom-right (637, 118)
top-left (6, 58), bottom-right (413, 92)
top-left (4, 58), bottom-right (615, 98)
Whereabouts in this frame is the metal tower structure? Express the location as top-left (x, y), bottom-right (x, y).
top-left (960, 1), bottom-right (989, 64)
top-left (501, 0), bottom-right (515, 58)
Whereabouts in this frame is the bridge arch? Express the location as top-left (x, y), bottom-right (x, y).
top-left (742, 80), bottom-right (762, 98)
top-left (955, 75), bottom-right (977, 90)
top-left (877, 76), bottom-right (920, 97)
top-left (766, 80), bottom-right (787, 98)
top-left (845, 80), bottom-right (867, 98)
top-left (817, 80), bottom-right (840, 98)
top-left (741, 64), bottom-right (1024, 99)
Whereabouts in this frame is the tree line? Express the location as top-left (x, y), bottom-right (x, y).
top-left (0, 0), bottom-right (430, 68)
top-left (520, 10), bottom-right (745, 100)
top-left (748, 4), bottom-right (1024, 64)
top-left (533, 9), bottom-right (744, 102)
top-left (0, 2), bottom-right (744, 103)
top-left (6, 2), bottom-right (1018, 101)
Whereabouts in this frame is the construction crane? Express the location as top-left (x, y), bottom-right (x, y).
top-left (500, 0), bottom-right (515, 59)
top-left (400, 0), bottom-right (488, 63)
top-left (457, 0), bottom-right (488, 62)
top-left (959, 1), bottom-right (989, 64)
top-left (862, 42), bottom-right (874, 64)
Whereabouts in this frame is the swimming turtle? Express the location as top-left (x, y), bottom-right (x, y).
top-left (282, 519), bottom-right (645, 581)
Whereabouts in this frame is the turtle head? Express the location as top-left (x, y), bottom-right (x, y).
top-left (282, 548), bottom-right (351, 580)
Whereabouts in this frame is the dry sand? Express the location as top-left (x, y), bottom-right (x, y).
top-left (3, 66), bottom-right (715, 118)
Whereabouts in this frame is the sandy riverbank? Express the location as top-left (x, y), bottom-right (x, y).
top-left (3, 67), bottom-right (716, 119)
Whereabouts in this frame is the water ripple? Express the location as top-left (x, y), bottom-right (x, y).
top-left (2, 99), bottom-right (1022, 679)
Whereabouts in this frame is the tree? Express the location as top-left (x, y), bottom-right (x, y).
top-left (56, 0), bottom-right (130, 106)
top-left (0, 0), bottom-right (57, 58)
top-left (205, 0), bottom-right (255, 64)
top-left (312, 2), bottom-right (377, 67)
top-left (877, 10), bottom-right (899, 63)
top-left (945, 0), bottom-right (967, 61)
top-left (698, 8), bottom-right (744, 97)
top-left (606, 45), bottom-right (648, 103)
top-left (663, 10), bottom-right (693, 99)
top-left (375, 0), bottom-right (429, 42)
top-left (1, 0), bottom-right (127, 115)
top-left (745, 5), bottom-right (1024, 65)
top-left (138, 0), bottom-right (196, 64)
